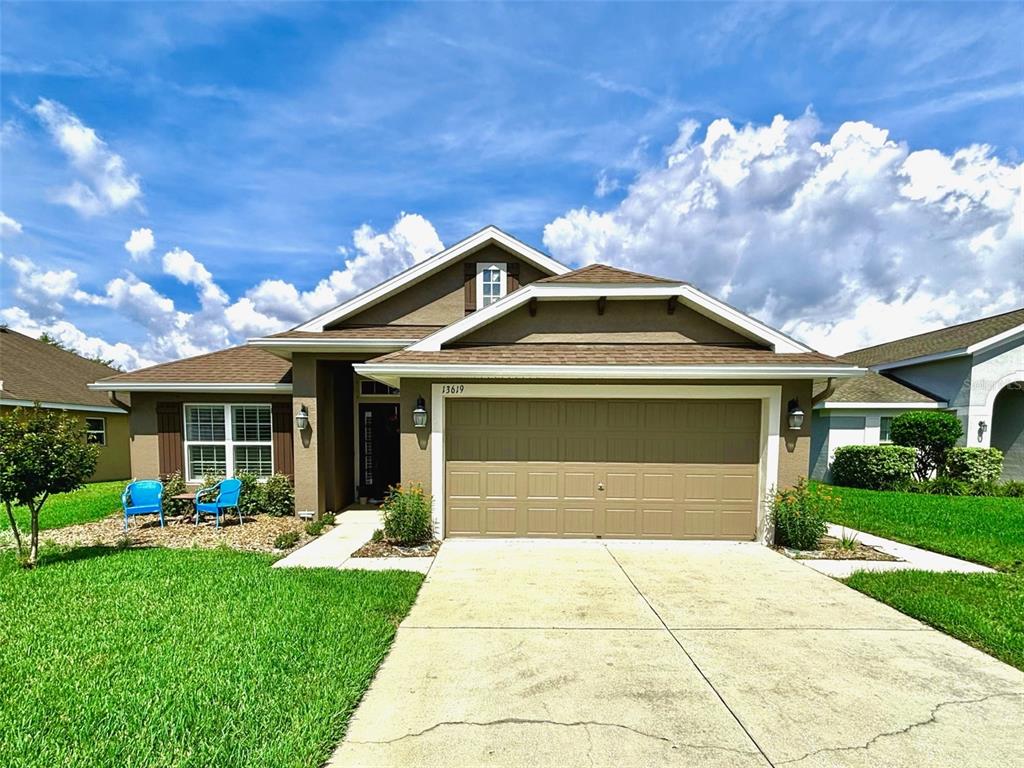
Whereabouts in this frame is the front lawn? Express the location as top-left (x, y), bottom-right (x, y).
top-left (0, 547), bottom-right (423, 768)
top-left (846, 570), bottom-right (1024, 671)
top-left (822, 484), bottom-right (1024, 571)
top-left (1, 480), bottom-right (125, 532)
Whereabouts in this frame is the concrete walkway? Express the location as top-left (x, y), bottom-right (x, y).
top-left (798, 524), bottom-right (996, 578)
top-left (329, 538), bottom-right (1023, 767)
top-left (272, 507), bottom-right (432, 573)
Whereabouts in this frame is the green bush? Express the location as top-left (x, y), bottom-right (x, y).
top-left (830, 445), bottom-right (916, 490)
top-left (769, 479), bottom-right (835, 550)
top-left (371, 528), bottom-right (384, 543)
top-left (273, 530), bottom-right (299, 550)
top-left (944, 447), bottom-right (1004, 483)
top-left (890, 411), bottom-right (963, 480)
top-left (235, 471), bottom-right (263, 517)
top-left (304, 519), bottom-right (325, 537)
top-left (380, 484), bottom-right (434, 545)
top-left (161, 472), bottom-right (191, 516)
top-left (261, 474), bottom-right (294, 517)
top-left (1002, 481), bottom-right (1024, 498)
top-left (320, 511), bottom-right (336, 526)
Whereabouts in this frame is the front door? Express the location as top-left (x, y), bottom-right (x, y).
top-left (359, 403), bottom-right (401, 502)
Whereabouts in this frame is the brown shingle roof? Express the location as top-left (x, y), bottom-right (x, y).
top-left (267, 325), bottom-right (443, 340)
top-left (538, 263), bottom-right (683, 285)
top-left (843, 307), bottom-right (1024, 367)
top-left (96, 345), bottom-right (292, 386)
top-left (822, 371), bottom-right (941, 404)
top-left (0, 328), bottom-right (123, 408)
top-left (370, 343), bottom-right (850, 367)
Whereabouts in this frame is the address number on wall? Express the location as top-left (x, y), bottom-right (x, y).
top-left (441, 384), bottom-right (465, 395)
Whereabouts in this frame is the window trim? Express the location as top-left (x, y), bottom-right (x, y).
top-left (182, 403), bottom-right (274, 483)
top-left (476, 261), bottom-right (507, 308)
top-left (85, 416), bottom-right (106, 446)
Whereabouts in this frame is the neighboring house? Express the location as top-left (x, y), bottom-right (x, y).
top-left (0, 327), bottom-right (132, 482)
top-left (90, 227), bottom-right (860, 541)
top-left (811, 308), bottom-right (1024, 481)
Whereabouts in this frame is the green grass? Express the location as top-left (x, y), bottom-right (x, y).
top-left (0, 546), bottom-right (423, 768)
top-left (1, 480), bottom-right (125, 532)
top-left (822, 484), bottom-right (1024, 571)
top-left (846, 570), bottom-right (1024, 671)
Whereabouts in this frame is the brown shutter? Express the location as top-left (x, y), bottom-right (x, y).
top-left (507, 262), bottom-right (520, 293)
top-left (156, 402), bottom-right (184, 478)
top-left (463, 262), bottom-right (476, 314)
top-left (272, 402), bottom-right (294, 478)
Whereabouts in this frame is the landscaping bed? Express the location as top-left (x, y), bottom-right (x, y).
top-left (779, 534), bottom-right (897, 562)
top-left (0, 546), bottom-right (423, 768)
top-left (351, 538), bottom-right (440, 558)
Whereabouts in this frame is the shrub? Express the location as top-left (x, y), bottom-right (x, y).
top-left (1002, 481), bottom-right (1024, 498)
top-left (945, 447), bottom-right (1004, 483)
top-left (236, 471), bottom-right (264, 517)
top-left (320, 511), bottom-right (336, 526)
top-left (830, 445), bottom-right (916, 490)
top-left (890, 411), bottom-right (963, 480)
top-left (769, 479), bottom-right (835, 550)
top-left (371, 527), bottom-right (384, 543)
top-left (380, 484), bottom-right (433, 545)
top-left (161, 472), bottom-right (191, 516)
top-left (918, 476), bottom-right (971, 496)
top-left (273, 530), bottom-right (300, 550)
top-left (261, 474), bottom-right (295, 517)
top-left (304, 519), bottom-right (325, 537)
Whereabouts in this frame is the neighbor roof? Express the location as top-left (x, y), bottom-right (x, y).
top-left (0, 327), bottom-right (122, 408)
top-left (843, 307), bottom-right (1024, 368)
top-left (93, 345), bottom-right (292, 387)
top-left (819, 371), bottom-right (942, 405)
top-left (538, 263), bottom-right (683, 285)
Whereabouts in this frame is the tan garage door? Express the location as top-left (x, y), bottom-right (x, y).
top-left (445, 398), bottom-right (761, 540)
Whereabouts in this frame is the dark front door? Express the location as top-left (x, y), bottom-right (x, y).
top-left (359, 403), bottom-right (400, 501)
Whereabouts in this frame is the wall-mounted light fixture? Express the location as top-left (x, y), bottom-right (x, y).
top-left (978, 420), bottom-right (988, 443)
top-left (787, 398), bottom-right (805, 431)
top-left (295, 405), bottom-right (310, 432)
top-left (412, 396), bottom-right (428, 429)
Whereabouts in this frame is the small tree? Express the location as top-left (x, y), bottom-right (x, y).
top-left (0, 406), bottom-right (98, 567)
top-left (890, 411), bottom-right (963, 481)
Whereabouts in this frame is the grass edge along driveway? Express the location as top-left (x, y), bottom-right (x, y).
top-left (0, 546), bottom-right (423, 768)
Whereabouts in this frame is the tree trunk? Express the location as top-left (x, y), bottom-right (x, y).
top-left (28, 502), bottom-right (41, 568)
top-left (4, 501), bottom-right (23, 555)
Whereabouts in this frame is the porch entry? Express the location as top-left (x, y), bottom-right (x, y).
top-left (358, 402), bottom-right (400, 502)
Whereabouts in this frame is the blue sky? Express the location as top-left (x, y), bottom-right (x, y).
top-left (1, 2), bottom-right (1022, 367)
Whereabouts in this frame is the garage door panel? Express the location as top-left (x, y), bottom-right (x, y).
top-left (445, 398), bottom-right (760, 540)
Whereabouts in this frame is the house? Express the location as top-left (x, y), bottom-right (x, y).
top-left (811, 308), bottom-right (1024, 481)
top-left (90, 227), bottom-right (861, 540)
top-left (0, 327), bottom-right (132, 482)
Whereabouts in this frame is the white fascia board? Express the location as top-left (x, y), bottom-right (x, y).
top-left (294, 227), bottom-right (569, 333)
top-left (247, 337), bottom-right (415, 360)
top-left (0, 398), bottom-right (126, 414)
top-left (814, 400), bottom-right (947, 410)
top-left (966, 323), bottom-right (1024, 354)
top-left (87, 382), bottom-right (292, 393)
top-left (677, 286), bottom-right (811, 353)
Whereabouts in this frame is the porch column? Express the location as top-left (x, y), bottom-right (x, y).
top-left (291, 353), bottom-right (321, 516)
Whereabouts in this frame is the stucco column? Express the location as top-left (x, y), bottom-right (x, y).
top-left (291, 354), bottom-right (320, 516)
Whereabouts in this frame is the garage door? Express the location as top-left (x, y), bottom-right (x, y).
top-left (444, 398), bottom-right (761, 540)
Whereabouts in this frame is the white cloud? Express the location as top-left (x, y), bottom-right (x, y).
top-left (0, 253), bottom-right (100, 315)
top-left (124, 227), bottom-right (155, 261)
top-left (162, 247), bottom-right (229, 307)
top-left (544, 112), bottom-right (1023, 354)
top-left (0, 211), bottom-right (22, 236)
top-left (32, 98), bottom-right (142, 217)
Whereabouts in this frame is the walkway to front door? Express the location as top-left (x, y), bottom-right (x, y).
top-left (329, 539), bottom-right (1023, 767)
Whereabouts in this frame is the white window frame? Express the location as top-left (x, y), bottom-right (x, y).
top-left (476, 262), bottom-right (507, 308)
top-left (879, 415), bottom-right (894, 444)
top-left (182, 403), bottom-right (274, 483)
top-left (85, 416), bottom-right (106, 446)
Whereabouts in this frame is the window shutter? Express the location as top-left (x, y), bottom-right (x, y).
top-left (507, 262), bottom-right (520, 293)
top-left (272, 402), bottom-right (294, 478)
top-left (463, 262), bottom-right (476, 314)
top-left (156, 402), bottom-right (184, 478)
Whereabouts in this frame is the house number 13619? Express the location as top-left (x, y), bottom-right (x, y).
top-left (441, 384), bottom-right (465, 394)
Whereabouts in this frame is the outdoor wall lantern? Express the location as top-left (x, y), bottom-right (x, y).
top-left (787, 399), bottom-right (805, 431)
top-left (978, 420), bottom-right (988, 443)
top-left (412, 396), bottom-right (428, 429)
top-left (295, 405), bottom-right (310, 432)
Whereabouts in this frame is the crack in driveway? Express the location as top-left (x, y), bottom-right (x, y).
top-left (348, 716), bottom-right (761, 757)
top-left (776, 692), bottom-right (1024, 765)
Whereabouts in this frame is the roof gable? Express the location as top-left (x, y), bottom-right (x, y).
top-left (294, 226), bottom-right (569, 332)
top-left (538, 263), bottom-right (682, 285)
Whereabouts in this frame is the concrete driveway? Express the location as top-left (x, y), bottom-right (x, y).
top-left (329, 539), bottom-right (1024, 767)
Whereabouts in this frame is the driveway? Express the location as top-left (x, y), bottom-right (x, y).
top-left (329, 539), bottom-right (1024, 767)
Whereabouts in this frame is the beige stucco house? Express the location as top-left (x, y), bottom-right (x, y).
top-left (90, 227), bottom-right (861, 541)
top-left (1, 327), bottom-right (132, 482)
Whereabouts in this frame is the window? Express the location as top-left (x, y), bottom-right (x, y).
top-left (477, 262), bottom-right (506, 307)
top-left (85, 417), bottom-right (106, 446)
top-left (880, 416), bottom-right (893, 443)
top-left (359, 380), bottom-right (400, 396)
top-left (183, 404), bottom-right (273, 482)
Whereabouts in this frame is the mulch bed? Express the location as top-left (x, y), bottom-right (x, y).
top-left (780, 535), bottom-right (898, 562)
top-left (350, 539), bottom-right (440, 558)
top-left (37, 512), bottom-right (313, 555)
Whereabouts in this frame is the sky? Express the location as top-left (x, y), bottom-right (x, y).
top-left (1, 1), bottom-right (1022, 369)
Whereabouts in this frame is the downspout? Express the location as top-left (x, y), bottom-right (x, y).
top-left (108, 390), bottom-right (131, 413)
top-left (811, 377), bottom-right (836, 407)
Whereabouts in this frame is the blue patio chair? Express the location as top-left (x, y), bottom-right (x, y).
top-left (194, 478), bottom-right (243, 528)
top-left (122, 480), bottom-right (164, 532)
